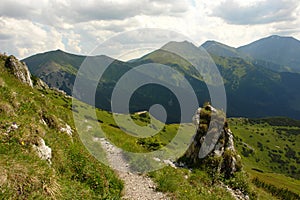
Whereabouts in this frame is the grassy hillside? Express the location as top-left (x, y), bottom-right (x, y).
top-left (228, 118), bottom-right (300, 178)
top-left (228, 117), bottom-right (300, 197)
top-left (82, 104), bottom-right (295, 199)
top-left (142, 116), bottom-right (300, 199)
top-left (0, 54), bottom-right (123, 199)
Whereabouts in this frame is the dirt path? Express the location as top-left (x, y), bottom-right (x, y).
top-left (98, 138), bottom-right (169, 200)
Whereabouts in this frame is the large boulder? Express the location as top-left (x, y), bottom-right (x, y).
top-left (179, 103), bottom-right (241, 179)
top-left (5, 55), bottom-right (33, 87)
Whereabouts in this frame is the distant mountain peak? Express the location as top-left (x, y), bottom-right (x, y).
top-left (201, 40), bottom-right (236, 49)
top-left (268, 35), bottom-right (295, 40)
top-left (55, 49), bottom-right (64, 52)
top-left (201, 40), bottom-right (240, 58)
top-left (269, 35), bottom-right (282, 39)
top-left (238, 35), bottom-right (300, 71)
top-left (161, 40), bottom-right (195, 49)
top-left (239, 35), bottom-right (300, 48)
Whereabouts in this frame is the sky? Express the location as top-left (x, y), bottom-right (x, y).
top-left (0, 0), bottom-right (299, 59)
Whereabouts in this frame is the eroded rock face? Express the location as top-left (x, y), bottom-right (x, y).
top-left (180, 104), bottom-right (241, 178)
top-left (35, 78), bottom-right (49, 89)
top-left (32, 138), bottom-right (52, 164)
top-left (5, 55), bottom-right (33, 87)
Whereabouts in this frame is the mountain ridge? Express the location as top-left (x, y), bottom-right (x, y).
top-left (22, 36), bottom-right (300, 121)
top-left (201, 40), bottom-right (242, 58)
top-left (201, 35), bottom-right (300, 73)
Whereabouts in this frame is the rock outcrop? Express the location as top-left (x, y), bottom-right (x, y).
top-left (35, 78), bottom-right (49, 89)
top-left (5, 55), bottom-right (33, 87)
top-left (180, 103), bottom-right (241, 179)
top-left (60, 124), bottom-right (73, 136)
top-left (32, 137), bottom-right (52, 164)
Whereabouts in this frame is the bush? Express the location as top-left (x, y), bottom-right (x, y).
top-left (224, 171), bottom-right (250, 194)
top-left (203, 156), bottom-right (223, 184)
top-left (252, 177), bottom-right (300, 200)
top-left (137, 137), bottom-right (165, 151)
top-left (41, 113), bottom-right (59, 129)
top-left (224, 171), bottom-right (258, 199)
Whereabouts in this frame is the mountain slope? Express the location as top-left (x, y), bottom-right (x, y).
top-left (238, 35), bottom-right (300, 72)
top-left (201, 35), bottom-right (300, 73)
top-left (229, 117), bottom-right (300, 180)
top-left (212, 54), bottom-right (300, 119)
top-left (0, 53), bottom-right (123, 199)
top-left (227, 117), bottom-right (300, 199)
top-left (23, 49), bottom-right (85, 75)
top-left (201, 40), bottom-right (242, 58)
top-left (134, 41), bottom-right (300, 120)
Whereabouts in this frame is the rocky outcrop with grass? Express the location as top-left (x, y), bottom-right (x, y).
top-left (5, 55), bottom-right (33, 87)
top-left (0, 54), bottom-right (123, 199)
top-left (32, 137), bottom-right (52, 164)
top-left (3, 54), bottom-right (50, 89)
top-left (180, 103), bottom-right (242, 179)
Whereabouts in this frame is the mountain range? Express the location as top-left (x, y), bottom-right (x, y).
top-left (22, 35), bottom-right (300, 122)
top-left (5, 50), bottom-right (300, 200)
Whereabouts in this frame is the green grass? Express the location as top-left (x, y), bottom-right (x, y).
top-left (228, 117), bottom-right (300, 197)
top-left (249, 171), bottom-right (300, 196)
top-left (228, 118), bottom-right (300, 178)
top-left (149, 167), bottom-right (235, 200)
top-left (80, 101), bottom-right (299, 199)
top-left (0, 54), bottom-right (123, 199)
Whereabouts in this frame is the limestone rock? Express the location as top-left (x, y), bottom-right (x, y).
top-left (163, 159), bottom-right (177, 169)
top-left (5, 55), bottom-right (33, 87)
top-left (180, 104), bottom-right (241, 178)
top-left (35, 78), bottom-right (49, 89)
top-left (60, 124), bottom-right (73, 136)
top-left (6, 122), bottom-right (19, 134)
top-left (32, 137), bottom-right (52, 164)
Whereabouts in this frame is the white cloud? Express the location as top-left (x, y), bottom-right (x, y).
top-left (211, 0), bottom-right (299, 25)
top-left (0, 17), bottom-right (64, 58)
top-left (0, 0), bottom-right (299, 58)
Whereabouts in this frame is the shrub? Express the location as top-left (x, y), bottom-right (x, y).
top-left (137, 137), bottom-right (165, 151)
top-left (41, 113), bottom-right (59, 129)
top-left (252, 177), bottom-right (300, 200)
top-left (223, 171), bottom-right (257, 199)
top-left (203, 155), bottom-right (223, 184)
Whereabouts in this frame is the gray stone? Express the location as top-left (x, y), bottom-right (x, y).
top-left (5, 56), bottom-right (33, 87)
top-left (60, 124), bottom-right (73, 136)
top-left (32, 138), bottom-right (52, 164)
top-left (181, 105), bottom-right (241, 178)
